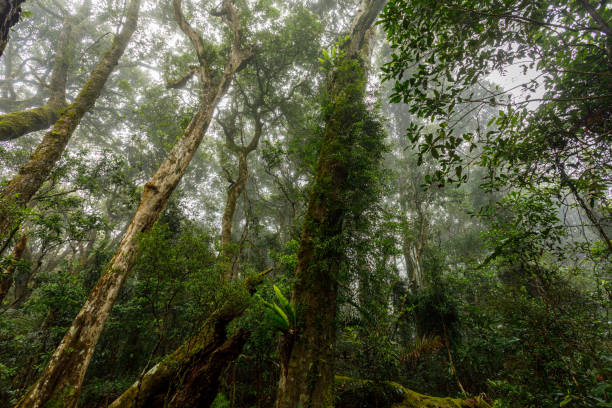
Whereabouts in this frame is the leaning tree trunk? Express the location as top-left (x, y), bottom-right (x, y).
top-left (274, 2), bottom-right (386, 407)
top-left (0, 1), bottom-right (91, 141)
top-left (14, 2), bottom-right (250, 407)
top-left (109, 270), bottom-right (270, 408)
top-left (0, 0), bottom-right (25, 58)
top-left (0, 0), bottom-right (140, 241)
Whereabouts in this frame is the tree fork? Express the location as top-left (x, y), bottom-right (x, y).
top-left (218, 113), bottom-right (263, 281)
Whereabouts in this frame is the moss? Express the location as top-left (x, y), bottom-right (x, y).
top-left (40, 384), bottom-right (76, 408)
top-left (335, 376), bottom-right (491, 408)
top-left (0, 104), bottom-right (63, 141)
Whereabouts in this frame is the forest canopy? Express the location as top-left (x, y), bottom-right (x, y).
top-left (0, 0), bottom-right (610, 407)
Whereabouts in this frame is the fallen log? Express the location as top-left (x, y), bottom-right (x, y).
top-left (335, 376), bottom-right (491, 408)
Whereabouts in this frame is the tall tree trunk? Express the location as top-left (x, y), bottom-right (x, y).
top-left (220, 150), bottom-right (249, 280)
top-left (0, 0), bottom-right (140, 241)
top-left (274, 2), bottom-right (386, 407)
top-left (108, 270), bottom-right (270, 408)
top-left (218, 114), bottom-right (262, 281)
top-left (0, 233), bottom-right (26, 303)
top-left (0, 1), bottom-right (90, 141)
top-left (14, 2), bottom-right (250, 406)
top-left (0, 0), bottom-right (25, 58)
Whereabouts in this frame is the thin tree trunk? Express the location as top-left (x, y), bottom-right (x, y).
top-left (274, 2), bottom-right (385, 407)
top-left (0, 0), bottom-right (140, 241)
top-left (14, 2), bottom-right (249, 406)
top-left (219, 114), bottom-right (262, 281)
top-left (220, 150), bottom-right (249, 280)
top-left (109, 270), bottom-right (270, 408)
top-left (556, 156), bottom-right (612, 255)
top-left (0, 0), bottom-right (25, 58)
top-left (0, 233), bottom-right (26, 303)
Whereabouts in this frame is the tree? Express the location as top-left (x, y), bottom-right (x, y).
top-left (13, 0), bottom-right (251, 406)
top-left (380, 0), bottom-right (612, 254)
top-left (0, 1), bottom-right (91, 141)
top-left (0, 0), bottom-right (140, 243)
top-left (274, 1), bottom-right (387, 406)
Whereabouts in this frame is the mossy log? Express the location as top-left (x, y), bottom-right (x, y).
top-left (335, 376), bottom-right (491, 408)
top-left (109, 270), bottom-right (270, 408)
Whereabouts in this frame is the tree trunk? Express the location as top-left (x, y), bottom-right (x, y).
top-left (0, 0), bottom-right (25, 59)
top-left (220, 150), bottom-right (249, 281)
top-left (14, 2), bottom-right (249, 406)
top-left (0, 233), bottom-right (26, 303)
top-left (0, 0), bottom-right (140, 241)
top-left (0, 8), bottom-right (78, 141)
top-left (274, 2), bottom-right (386, 407)
top-left (109, 270), bottom-right (270, 408)
top-left (556, 156), bottom-right (612, 255)
top-left (218, 114), bottom-right (262, 281)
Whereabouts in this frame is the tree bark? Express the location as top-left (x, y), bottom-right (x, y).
top-left (274, 2), bottom-right (386, 407)
top-left (14, 2), bottom-right (249, 406)
top-left (0, 0), bottom-right (140, 241)
top-left (109, 270), bottom-right (270, 408)
top-left (0, 0), bottom-right (25, 59)
top-left (0, 233), bottom-right (26, 303)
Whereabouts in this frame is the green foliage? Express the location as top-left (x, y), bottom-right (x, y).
top-left (381, 0), bottom-right (612, 205)
top-left (257, 284), bottom-right (296, 333)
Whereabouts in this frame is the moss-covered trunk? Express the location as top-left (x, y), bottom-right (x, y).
top-left (13, 3), bottom-right (250, 407)
top-left (274, 2), bottom-right (386, 407)
top-left (0, 0), bottom-right (25, 58)
top-left (0, 0), bottom-right (140, 240)
top-left (109, 271), bottom-right (269, 408)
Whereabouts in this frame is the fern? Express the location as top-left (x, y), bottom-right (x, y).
top-left (257, 285), bottom-right (296, 334)
top-left (400, 335), bottom-right (443, 363)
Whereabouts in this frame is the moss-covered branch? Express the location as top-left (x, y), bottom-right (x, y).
top-left (0, 103), bottom-right (65, 141)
